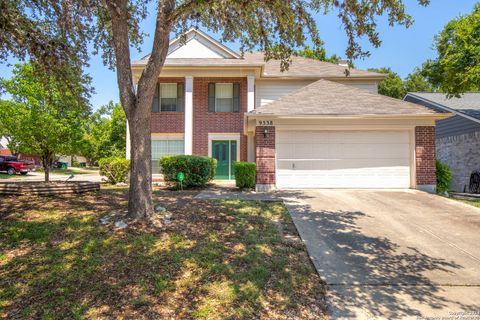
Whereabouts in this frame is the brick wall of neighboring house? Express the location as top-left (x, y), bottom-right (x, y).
top-left (415, 126), bottom-right (436, 187)
top-left (192, 77), bottom-right (247, 161)
top-left (436, 130), bottom-right (480, 192)
top-left (255, 126), bottom-right (276, 188)
top-left (151, 77), bottom-right (185, 133)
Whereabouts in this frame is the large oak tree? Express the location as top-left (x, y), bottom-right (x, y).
top-left (0, 0), bottom-right (429, 219)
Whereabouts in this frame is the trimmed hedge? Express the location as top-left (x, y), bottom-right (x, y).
top-left (436, 160), bottom-right (452, 194)
top-left (160, 155), bottom-right (217, 188)
top-left (234, 162), bottom-right (256, 189)
top-left (99, 157), bottom-right (130, 184)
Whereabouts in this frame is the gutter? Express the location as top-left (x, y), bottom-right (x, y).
top-left (245, 113), bottom-right (454, 120)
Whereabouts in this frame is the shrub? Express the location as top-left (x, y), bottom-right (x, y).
top-left (436, 160), bottom-right (452, 194)
top-left (210, 158), bottom-right (218, 180)
top-left (99, 157), bottom-right (130, 184)
top-left (234, 162), bottom-right (256, 189)
top-left (160, 155), bottom-right (215, 188)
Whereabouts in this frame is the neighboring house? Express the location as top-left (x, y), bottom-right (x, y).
top-left (57, 155), bottom-right (88, 167)
top-left (129, 28), bottom-right (450, 192)
top-left (404, 92), bottom-right (480, 192)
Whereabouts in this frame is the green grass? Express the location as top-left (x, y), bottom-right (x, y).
top-left (0, 173), bottom-right (23, 179)
top-left (0, 189), bottom-right (326, 319)
top-left (36, 167), bottom-right (97, 175)
top-left (460, 199), bottom-right (480, 208)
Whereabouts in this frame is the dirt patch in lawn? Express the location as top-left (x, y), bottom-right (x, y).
top-left (0, 187), bottom-right (326, 319)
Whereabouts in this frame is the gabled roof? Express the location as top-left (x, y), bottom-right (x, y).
top-left (167, 28), bottom-right (241, 59)
top-left (131, 29), bottom-right (384, 80)
top-left (406, 92), bottom-right (480, 121)
top-left (250, 80), bottom-right (445, 117)
top-left (242, 52), bottom-right (384, 79)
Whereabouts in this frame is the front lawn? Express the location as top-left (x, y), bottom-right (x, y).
top-left (0, 188), bottom-right (326, 319)
top-left (37, 167), bottom-right (96, 175)
top-left (0, 173), bottom-right (23, 180)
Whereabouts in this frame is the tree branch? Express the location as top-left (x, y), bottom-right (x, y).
top-left (105, 0), bottom-right (136, 116)
top-left (136, 0), bottom-right (174, 105)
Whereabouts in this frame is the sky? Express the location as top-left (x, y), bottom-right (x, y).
top-left (0, 0), bottom-right (477, 110)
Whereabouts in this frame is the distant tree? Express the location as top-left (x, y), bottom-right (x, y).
top-left (296, 45), bottom-right (342, 64)
top-left (79, 102), bottom-right (126, 165)
top-left (404, 69), bottom-right (436, 93)
top-left (0, 63), bottom-right (89, 182)
top-left (421, 3), bottom-right (480, 96)
top-left (0, 0), bottom-right (430, 219)
top-left (369, 67), bottom-right (436, 99)
top-left (368, 67), bottom-right (406, 99)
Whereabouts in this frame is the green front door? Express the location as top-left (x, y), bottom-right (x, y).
top-left (212, 140), bottom-right (237, 180)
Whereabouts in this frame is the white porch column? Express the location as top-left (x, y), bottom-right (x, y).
top-left (184, 76), bottom-right (193, 155)
top-left (126, 120), bottom-right (131, 159)
top-left (247, 75), bottom-right (255, 112)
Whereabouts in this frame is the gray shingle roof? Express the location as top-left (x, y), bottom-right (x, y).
top-left (250, 80), bottom-right (441, 116)
top-left (408, 92), bottom-right (480, 120)
top-left (243, 53), bottom-right (383, 78)
top-left (133, 52), bottom-right (384, 79)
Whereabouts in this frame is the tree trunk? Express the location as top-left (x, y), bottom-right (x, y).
top-left (126, 105), bottom-right (154, 219)
top-left (42, 152), bottom-right (53, 183)
top-left (106, 0), bottom-right (173, 220)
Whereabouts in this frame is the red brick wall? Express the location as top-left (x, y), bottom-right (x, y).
top-left (151, 78), bottom-right (185, 133)
top-left (415, 126), bottom-right (436, 185)
top-left (255, 126), bottom-right (276, 185)
top-left (192, 77), bottom-right (247, 161)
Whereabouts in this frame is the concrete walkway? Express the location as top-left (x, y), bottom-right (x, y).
top-left (284, 189), bottom-right (480, 319)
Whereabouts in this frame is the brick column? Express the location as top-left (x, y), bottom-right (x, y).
top-left (255, 126), bottom-right (276, 192)
top-left (415, 126), bottom-right (436, 192)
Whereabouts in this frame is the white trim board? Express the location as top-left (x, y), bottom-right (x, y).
top-left (207, 133), bottom-right (241, 161)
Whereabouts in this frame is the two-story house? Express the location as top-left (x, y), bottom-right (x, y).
top-left (128, 28), bottom-right (450, 192)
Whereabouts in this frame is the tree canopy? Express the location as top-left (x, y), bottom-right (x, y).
top-left (295, 45), bottom-right (342, 65)
top-left (0, 63), bottom-right (90, 182)
top-left (421, 3), bottom-right (480, 96)
top-left (368, 67), bottom-right (435, 99)
top-left (79, 101), bottom-right (126, 165)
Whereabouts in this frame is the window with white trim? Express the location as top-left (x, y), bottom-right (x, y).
top-left (151, 139), bottom-right (184, 174)
top-left (160, 83), bottom-right (178, 112)
top-left (215, 83), bottom-right (233, 112)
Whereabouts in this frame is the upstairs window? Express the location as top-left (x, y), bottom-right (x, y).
top-left (208, 82), bottom-right (240, 112)
top-left (152, 83), bottom-right (184, 112)
top-left (215, 83), bottom-right (233, 112)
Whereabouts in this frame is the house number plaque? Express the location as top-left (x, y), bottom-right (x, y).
top-left (258, 120), bottom-right (274, 126)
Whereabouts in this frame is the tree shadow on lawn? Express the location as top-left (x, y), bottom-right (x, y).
top-left (0, 190), bottom-right (326, 319)
top-left (286, 198), bottom-right (478, 318)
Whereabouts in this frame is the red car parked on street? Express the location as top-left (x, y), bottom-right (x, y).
top-left (0, 155), bottom-right (35, 175)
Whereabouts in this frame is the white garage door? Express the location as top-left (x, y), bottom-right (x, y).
top-left (276, 130), bottom-right (411, 189)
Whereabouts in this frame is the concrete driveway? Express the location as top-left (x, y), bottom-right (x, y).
top-left (283, 189), bottom-right (480, 319)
